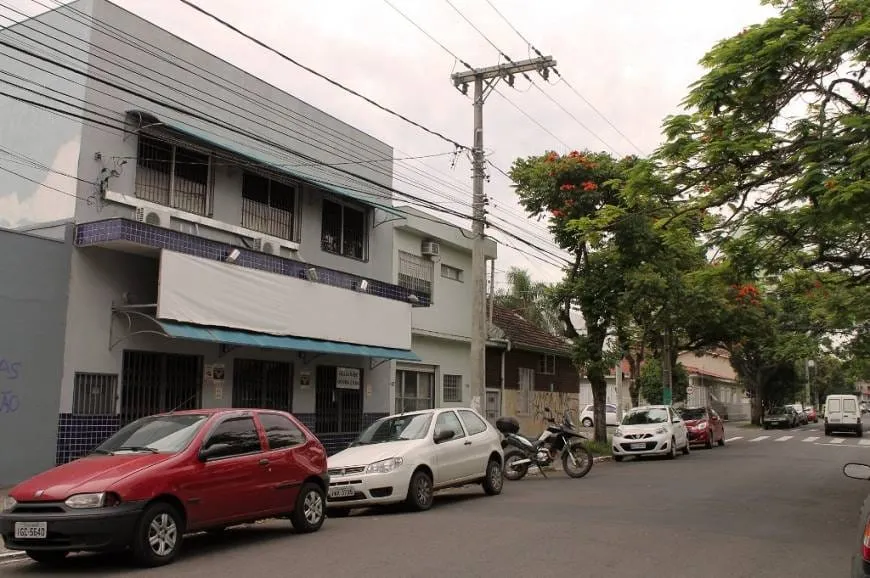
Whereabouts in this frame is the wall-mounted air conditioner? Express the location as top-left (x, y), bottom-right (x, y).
top-left (421, 240), bottom-right (440, 257)
top-left (134, 206), bottom-right (171, 228)
top-left (251, 236), bottom-right (281, 256)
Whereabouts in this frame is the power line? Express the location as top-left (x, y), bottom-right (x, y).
top-left (481, 0), bottom-right (645, 155)
top-left (176, 0), bottom-right (468, 152)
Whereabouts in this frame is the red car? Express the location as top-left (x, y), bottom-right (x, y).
top-left (680, 407), bottom-right (726, 448)
top-left (805, 406), bottom-right (818, 423)
top-left (0, 409), bottom-right (328, 567)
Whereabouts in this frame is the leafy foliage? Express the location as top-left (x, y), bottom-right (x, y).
top-left (637, 360), bottom-right (689, 405)
top-left (493, 267), bottom-right (560, 335)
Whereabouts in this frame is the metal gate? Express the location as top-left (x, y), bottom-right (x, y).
top-left (232, 359), bottom-right (293, 411)
top-left (121, 351), bottom-right (202, 424)
top-left (315, 366), bottom-right (362, 434)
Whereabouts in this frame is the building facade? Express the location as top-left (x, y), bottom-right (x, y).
top-left (0, 0), bottom-right (490, 483)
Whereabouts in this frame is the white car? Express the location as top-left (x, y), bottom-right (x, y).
top-left (612, 405), bottom-right (690, 462)
top-left (325, 408), bottom-right (504, 515)
top-left (579, 403), bottom-right (619, 427)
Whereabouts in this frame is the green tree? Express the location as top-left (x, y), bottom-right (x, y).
top-left (493, 267), bottom-right (560, 334)
top-left (637, 360), bottom-right (689, 405)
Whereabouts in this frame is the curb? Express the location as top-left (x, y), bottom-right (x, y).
top-left (0, 551), bottom-right (25, 560)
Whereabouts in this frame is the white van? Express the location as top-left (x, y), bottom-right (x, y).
top-left (824, 394), bottom-right (863, 437)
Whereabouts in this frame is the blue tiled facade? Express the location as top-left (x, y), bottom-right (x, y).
top-left (55, 412), bottom-right (390, 464)
top-left (74, 219), bottom-right (431, 306)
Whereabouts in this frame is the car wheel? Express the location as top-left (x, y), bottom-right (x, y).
top-left (667, 437), bottom-right (677, 460)
top-left (290, 483), bottom-right (326, 533)
top-left (718, 432), bottom-right (726, 446)
top-left (613, 455), bottom-right (624, 462)
top-left (705, 431), bottom-right (714, 449)
top-left (582, 418), bottom-right (593, 427)
top-left (482, 457), bottom-right (504, 495)
top-left (858, 426), bottom-right (864, 438)
top-left (682, 439), bottom-right (691, 455)
top-left (131, 501), bottom-right (184, 567)
top-left (825, 427), bottom-right (832, 436)
top-left (26, 550), bottom-right (69, 566)
top-left (763, 423), bottom-right (769, 430)
top-left (326, 507), bottom-right (351, 518)
top-left (405, 469), bottom-right (434, 511)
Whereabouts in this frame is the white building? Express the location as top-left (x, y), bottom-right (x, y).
top-left (0, 0), bottom-right (494, 483)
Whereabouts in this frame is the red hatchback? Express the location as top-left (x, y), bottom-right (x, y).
top-left (0, 409), bottom-right (328, 567)
top-left (680, 407), bottom-right (726, 449)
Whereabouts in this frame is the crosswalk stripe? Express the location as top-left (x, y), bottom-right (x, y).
top-left (749, 435), bottom-right (769, 442)
top-left (725, 436), bottom-right (743, 443)
top-left (858, 440), bottom-right (870, 446)
top-left (803, 436), bottom-right (819, 442)
top-left (829, 438), bottom-right (846, 444)
top-left (775, 436), bottom-right (793, 442)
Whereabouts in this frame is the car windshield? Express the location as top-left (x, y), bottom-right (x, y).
top-left (94, 414), bottom-right (209, 454)
top-left (352, 413), bottom-right (433, 446)
top-left (622, 408), bottom-right (669, 425)
top-left (680, 408), bottom-right (707, 420)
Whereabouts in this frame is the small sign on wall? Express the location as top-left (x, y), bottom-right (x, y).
top-left (204, 363), bottom-right (226, 400)
top-left (336, 367), bottom-right (361, 390)
top-left (300, 370), bottom-right (312, 389)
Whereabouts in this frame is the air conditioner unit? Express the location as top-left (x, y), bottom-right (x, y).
top-left (251, 237), bottom-right (280, 255)
top-left (134, 206), bottom-right (171, 228)
top-left (421, 240), bottom-right (440, 257)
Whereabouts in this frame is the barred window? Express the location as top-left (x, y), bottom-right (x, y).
top-left (72, 372), bottom-right (118, 415)
top-left (443, 374), bottom-right (462, 403)
top-left (241, 172), bottom-right (296, 240)
top-left (398, 251), bottom-right (434, 302)
top-left (321, 199), bottom-right (366, 259)
top-left (135, 134), bottom-right (210, 215)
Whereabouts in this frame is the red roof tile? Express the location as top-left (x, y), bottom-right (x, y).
top-left (489, 303), bottom-right (572, 356)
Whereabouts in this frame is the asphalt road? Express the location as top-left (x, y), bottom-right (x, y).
top-left (2, 423), bottom-right (868, 578)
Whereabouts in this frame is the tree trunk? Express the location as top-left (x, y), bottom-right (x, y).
top-left (590, 369), bottom-right (608, 444)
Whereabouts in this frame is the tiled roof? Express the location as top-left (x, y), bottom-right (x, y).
top-left (489, 303), bottom-right (572, 356)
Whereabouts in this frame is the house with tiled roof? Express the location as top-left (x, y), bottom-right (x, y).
top-left (484, 303), bottom-right (619, 434)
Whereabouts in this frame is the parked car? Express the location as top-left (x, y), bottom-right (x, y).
top-left (825, 394), bottom-right (863, 437)
top-left (842, 462), bottom-right (870, 577)
top-left (612, 405), bottom-right (690, 462)
top-left (579, 403), bottom-right (619, 427)
top-left (763, 406), bottom-right (799, 429)
top-left (804, 406), bottom-right (818, 423)
top-left (325, 408), bottom-right (503, 516)
top-left (788, 403), bottom-right (809, 425)
top-left (679, 406), bottom-right (726, 449)
top-left (0, 409), bottom-right (328, 567)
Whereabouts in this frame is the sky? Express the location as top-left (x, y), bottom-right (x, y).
top-left (0, 0), bottom-right (777, 287)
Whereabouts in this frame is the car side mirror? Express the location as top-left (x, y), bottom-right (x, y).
top-left (433, 429), bottom-right (455, 444)
top-left (844, 463), bottom-right (870, 480)
top-left (199, 443), bottom-right (232, 461)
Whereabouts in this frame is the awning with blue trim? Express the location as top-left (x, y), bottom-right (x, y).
top-left (158, 320), bottom-right (421, 361)
top-left (127, 109), bottom-right (406, 219)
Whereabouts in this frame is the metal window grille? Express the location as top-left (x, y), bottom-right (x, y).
top-left (72, 373), bottom-right (119, 415)
top-left (315, 366), bottom-right (363, 434)
top-left (395, 370), bottom-right (434, 413)
top-left (135, 134), bottom-right (210, 216)
top-left (398, 251), bottom-right (433, 300)
top-left (539, 354), bottom-right (556, 375)
top-left (443, 374), bottom-right (462, 403)
top-left (241, 172), bottom-right (296, 240)
top-left (232, 359), bottom-right (293, 412)
top-left (120, 351), bottom-right (202, 425)
top-left (321, 199), bottom-right (366, 259)
top-left (441, 264), bottom-right (463, 282)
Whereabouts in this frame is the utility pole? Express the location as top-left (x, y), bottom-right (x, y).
top-left (662, 327), bottom-right (673, 405)
top-left (451, 56), bottom-right (556, 415)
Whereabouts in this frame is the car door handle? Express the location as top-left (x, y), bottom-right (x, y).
top-left (464, 440), bottom-right (472, 445)
top-left (258, 458), bottom-right (270, 466)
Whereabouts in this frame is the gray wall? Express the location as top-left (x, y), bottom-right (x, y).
top-left (0, 227), bottom-right (73, 485)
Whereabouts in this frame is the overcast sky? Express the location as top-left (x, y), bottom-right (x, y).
top-left (2, 0), bottom-right (776, 286)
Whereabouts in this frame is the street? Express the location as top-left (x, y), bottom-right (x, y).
top-left (1, 423), bottom-right (867, 578)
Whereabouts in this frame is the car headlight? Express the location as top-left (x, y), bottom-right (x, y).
top-left (64, 492), bottom-right (116, 509)
top-left (614, 428), bottom-right (623, 437)
top-left (696, 421), bottom-right (708, 430)
top-left (655, 427), bottom-right (667, 435)
top-left (365, 457), bottom-right (403, 474)
top-left (1, 496), bottom-right (17, 513)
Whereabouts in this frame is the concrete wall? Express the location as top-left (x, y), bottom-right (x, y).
top-left (0, 227), bottom-right (73, 484)
top-left (0, 7), bottom-right (91, 229)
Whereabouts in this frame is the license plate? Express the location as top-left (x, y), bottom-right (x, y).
top-left (328, 486), bottom-right (355, 499)
top-left (630, 442), bottom-right (647, 450)
top-left (14, 522), bottom-right (47, 539)
top-left (830, 418), bottom-right (840, 423)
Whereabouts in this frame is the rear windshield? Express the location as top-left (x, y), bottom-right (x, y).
top-left (828, 399), bottom-right (842, 413)
top-left (769, 407), bottom-right (786, 415)
top-left (680, 408), bottom-right (707, 420)
top-left (844, 399), bottom-right (858, 413)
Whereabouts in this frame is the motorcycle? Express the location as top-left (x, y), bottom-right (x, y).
top-left (496, 407), bottom-right (593, 480)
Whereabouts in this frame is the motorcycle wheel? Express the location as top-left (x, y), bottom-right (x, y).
top-left (503, 450), bottom-right (529, 481)
top-left (562, 443), bottom-right (593, 479)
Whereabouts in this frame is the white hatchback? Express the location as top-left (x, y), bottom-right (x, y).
top-left (325, 408), bottom-right (504, 515)
top-left (612, 405), bottom-right (690, 462)
top-left (579, 403), bottom-right (619, 427)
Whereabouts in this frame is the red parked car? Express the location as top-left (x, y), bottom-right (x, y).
top-left (805, 406), bottom-right (818, 423)
top-left (679, 407), bottom-right (726, 448)
top-left (0, 409), bottom-right (328, 567)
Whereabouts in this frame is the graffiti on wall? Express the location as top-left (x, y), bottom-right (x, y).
top-left (0, 358), bottom-right (22, 414)
top-left (0, 391), bottom-right (19, 413)
top-left (0, 358), bottom-right (21, 380)
top-left (532, 391), bottom-right (579, 424)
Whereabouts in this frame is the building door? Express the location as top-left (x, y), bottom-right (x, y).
top-left (315, 366), bottom-right (363, 434)
top-left (518, 368), bottom-right (535, 414)
top-left (485, 390), bottom-right (501, 423)
top-left (232, 359), bottom-right (293, 412)
top-left (121, 351), bottom-right (202, 425)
